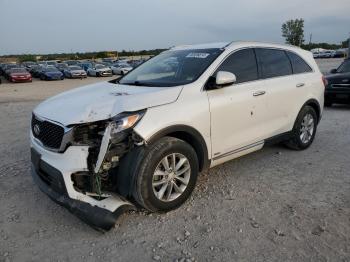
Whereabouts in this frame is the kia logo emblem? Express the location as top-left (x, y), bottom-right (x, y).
top-left (33, 124), bottom-right (41, 136)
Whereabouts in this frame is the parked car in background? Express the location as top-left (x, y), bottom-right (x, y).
top-left (0, 63), bottom-right (8, 75)
top-left (101, 61), bottom-right (113, 68)
top-left (129, 60), bottom-right (144, 68)
top-left (63, 66), bottom-right (87, 79)
top-left (39, 67), bottom-right (64, 80)
top-left (4, 64), bottom-right (24, 78)
top-left (78, 62), bottom-right (94, 72)
top-left (312, 52), bottom-right (320, 59)
top-left (22, 61), bottom-right (37, 69)
top-left (333, 49), bottom-right (347, 58)
top-left (102, 58), bottom-right (115, 63)
top-left (65, 60), bottom-right (79, 66)
top-left (43, 61), bottom-right (58, 67)
top-left (321, 51), bottom-right (335, 58)
top-left (30, 65), bottom-right (45, 78)
top-left (30, 42), bottom-right (324, 230)
top-left (87, 64), bottom-right (112, 76)
top-left (324, 58), bottom-right (350, 106)
top-left (111, 63), bottom-right (133, 75)
top-left (56, 63), bottom-right (69, 72)
top-left (7, 68), bottom-right (32, 83)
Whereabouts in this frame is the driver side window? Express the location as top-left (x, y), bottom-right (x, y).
top-left (216, 48), bottom-right (258, 84)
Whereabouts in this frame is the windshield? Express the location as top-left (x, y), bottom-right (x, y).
top-left (95, 64), bottom-right (106, 69)
top-left (11, 68), bottom-right (27, 73)
top-left (119, 48), bottom-right (223, 87)
top-left (337, 60), bottom-right (350, 73)
top-left (69, 66), bottom-right (82, 70)
top-left (113, 63), bottom-right (128, 67)
top-left (45, 68), bottom-right (60, 72)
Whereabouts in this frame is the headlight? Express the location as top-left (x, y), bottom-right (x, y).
top-left (111, 111), bottom-right (145, 134)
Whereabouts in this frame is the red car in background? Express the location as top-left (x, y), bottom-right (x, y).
top-left (8, 68), bottom-right (32, 83)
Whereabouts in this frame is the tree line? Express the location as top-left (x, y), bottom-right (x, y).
top-left (282, 18), bottom-right (349, 50)
top-left (1, 49), bottom-right (167, 63)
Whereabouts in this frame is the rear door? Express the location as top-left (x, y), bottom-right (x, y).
top-left (207, 48), bottom-right (269, 160)
top-left (255, 48), bottom-right (297, 136)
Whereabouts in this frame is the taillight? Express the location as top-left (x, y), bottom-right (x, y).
top-left (322, 75), bottom-right (328, 88)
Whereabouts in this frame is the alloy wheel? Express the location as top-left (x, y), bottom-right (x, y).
top-left (152, 153), bottom-right (191, 202)
top-left (299, 113), bottom-right (315, 144)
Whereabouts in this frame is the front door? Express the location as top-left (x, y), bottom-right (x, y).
top-left (207, 48), bottom-right (268, 161)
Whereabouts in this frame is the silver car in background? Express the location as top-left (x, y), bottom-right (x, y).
top-left (111, 63), bottom-right (133, 75)
top-left (63, 66), bottom-right (87, 79)
top-left (87, 64), bottom-right (112, 77)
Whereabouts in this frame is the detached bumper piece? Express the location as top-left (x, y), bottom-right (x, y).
top-left (31, 149), bottom-right (133, 231)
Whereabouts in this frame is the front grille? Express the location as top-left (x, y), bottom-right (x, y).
top-left (31, 114), bottom-right (65, 149)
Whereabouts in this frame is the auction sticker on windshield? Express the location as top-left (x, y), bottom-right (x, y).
top-left (186, 53), bottom-right (210, 58)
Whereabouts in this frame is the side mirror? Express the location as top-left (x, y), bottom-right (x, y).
top-left (330, 69), bottom-right (337, 74)
top-left (215, 71), bottom-right (237, 88)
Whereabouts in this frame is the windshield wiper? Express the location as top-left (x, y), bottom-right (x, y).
top-left (122, 81), bottom-right (154, 86)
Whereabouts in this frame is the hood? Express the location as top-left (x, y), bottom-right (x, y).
top-left (34, 81), bottom-right (183, 126)
top-left (71, 70), bottom-right (86, 74)
top-left (11, 72), bottom-right (30, 77)
top-left (45, 71), bottom-right (62, 75)
top-left (97, 68), bottom-right (111, 72)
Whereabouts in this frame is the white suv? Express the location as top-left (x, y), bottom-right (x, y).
top-left (30, 42), bottom-right (325, 230)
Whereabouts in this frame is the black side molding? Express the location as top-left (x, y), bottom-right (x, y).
top-left (263, 131), bottom-right (293, 146)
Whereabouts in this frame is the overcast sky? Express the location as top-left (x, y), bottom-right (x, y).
top-left (0, 0), bottom-right (349, 55)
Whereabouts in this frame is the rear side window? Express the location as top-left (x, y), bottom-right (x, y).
top-left (255, 48), bottom-right (292, 79)
top-left (216, 48), bottom-right (258, 84)
top-left (286, 51), bottom-right (312, 74)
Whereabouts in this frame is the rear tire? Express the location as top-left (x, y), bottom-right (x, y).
top-left (285, 106), bottom-right (317, 150)
top-left (132, 137), bottom-right (199, 212)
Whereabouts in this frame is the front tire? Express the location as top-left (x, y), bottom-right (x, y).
top-left (132, 137), bottom-right (199, 212)
top-left (285, 105), bottom-right (317, 150)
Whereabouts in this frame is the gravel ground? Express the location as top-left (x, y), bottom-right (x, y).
top-left (0, 60), bottom-right (349, 262)
top-left (315, 58), bottom-right (343, 74)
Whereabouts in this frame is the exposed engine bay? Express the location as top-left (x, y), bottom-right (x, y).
top-left (70, 116), bottom-right (145, 200)
top-left (30, 111), bottom-right (147, 230)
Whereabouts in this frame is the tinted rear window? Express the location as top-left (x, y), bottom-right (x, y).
top-left (286, 51), bottom-right (312, 74)
top-left (256, 48), bottom-right (292, 79)
top-left (337, 60), bottom-right (350, 73)
top-left (216, 48), bottom-right (258, 83)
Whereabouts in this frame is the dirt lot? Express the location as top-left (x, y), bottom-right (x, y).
top-left (0, 60), bottom-right (349, 262)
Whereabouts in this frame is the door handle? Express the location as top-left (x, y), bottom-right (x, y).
top-left (296, 83), bottom-right (305, 88)
top-left (253, 91), bottom-right (266, 97)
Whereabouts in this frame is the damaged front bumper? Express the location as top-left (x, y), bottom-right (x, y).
top-left (30, 134), bottom-right (135, 231)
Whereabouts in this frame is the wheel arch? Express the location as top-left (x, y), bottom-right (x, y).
top-left (303, 99), bottom-right (321, 124)
top-left (147, 125), bottom-right (210, 172)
